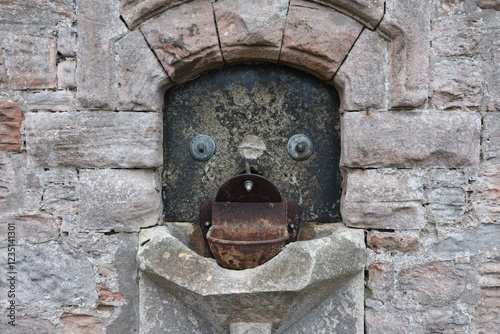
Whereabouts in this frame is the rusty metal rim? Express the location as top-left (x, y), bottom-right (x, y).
top-left (206, 229), bottom-right (289, 246)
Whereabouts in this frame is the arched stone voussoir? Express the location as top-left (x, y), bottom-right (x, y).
top-left (120, 0), bottom-right (192, 30)
top-left (279, 0), bottom-right (364, 81)
top-left (140, 0), bottom-right (224, 83)
top-left (213, 0), bottom-right (289, 63)
top-left (310, 0), bottom-right (385, 30)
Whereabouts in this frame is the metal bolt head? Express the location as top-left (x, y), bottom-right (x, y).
top-left (244, 180), bottom-right (254, 192)
top-left (189, 134), bottom-right (216, 161)
top-left (287, 134), bottom-right (313, 160)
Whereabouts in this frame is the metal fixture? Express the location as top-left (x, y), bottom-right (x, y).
top-left (287, 134), bottom-right (313, 161)
top-left (200, 174), bottom-right (300, 270)
top-left (189, 134), bottom-right (215, 161)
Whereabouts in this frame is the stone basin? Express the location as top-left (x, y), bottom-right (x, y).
top-left (137, 224), bottom-right (366, 333)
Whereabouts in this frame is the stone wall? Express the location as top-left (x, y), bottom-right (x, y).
top-left (0, 0), bottom-right (499, 333)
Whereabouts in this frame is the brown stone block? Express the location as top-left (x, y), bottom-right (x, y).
top-left (76, 0), bottom-right (128, 109)
top-left (0, 214), bottom-right (58, 247)
top-left (309, 0), bottom-right (385, 29)
top-left (432, 18), bottom-right (483, 56)
top-left (214, 0), bottom-right (288, 63)
top-left (367, 232), bottom-right (420, 254)
top-left (474, 289), bottom-right (500, 334)
top-left (478, 0), bottom-right (500, 10)
top-left (367, 263), bottom-right (395, 302)
top-left (432, 59), bottom-right (484, 109)
top-left (280, 0), bottom-right (363, 81)
top-left (473, 163), bottom-right (500, 223)
top-left (120, 0), bottom-right (191, 29)
top-left (0, 100), bottom-right (22, 152)
top-left (0, 33), bottom-right (57, 89)
top-left (341, 111), bottom-right (482, 168)
top-left (398, 262), bottom-right (467, 306)
top-left (141, 1), bottom-right (224, 83)
top-left (60, 314), bottom-right (109, 334)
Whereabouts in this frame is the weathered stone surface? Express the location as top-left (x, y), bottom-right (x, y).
top-left (138, 225), bottom-right (365, 333)
top-left (482, 113), bottom-right (500, 162)
top-left (0, 0), bottom-right (74, 35)
top-left (213, 0), bottom-right (288, 63)
top-left (432, 18), bottom-right (483, 56)
top-left (78, 169), bottom-right (161, 231)
top-left (342, 168), bottom-right (425, 229)
top-left (397, 262), bottom-right (469, 306)
top-left (230, 323), bottom-right (272, 334)
top-left (309, 0), bottom-right (385, 29)
top-left (0, 214), bottom-right (58, 247)
top-left (25, 111), bottom-right (162, 168)
top-left (280, 0), bottom-right (364, 81)
top-left (333, 29), bottom-right (387, 111)
top-left (57, 59), bottom-right (76, 89)
top-left (57, 22), bottom-right (77, 57)
top-left (25, 91), bottom-right (75, 112)
top-left (367, 232), bottom-right (420, 253)
top-left (432, 59), bottom-right (484, 109)
top-left (478, 0), bottom-right (500, 10)
top-left (120, 0), bottom-right (191, 29)
top-left (367, 263), bottom-right (395, 302)
top-left (473, 163), bottom-right (500, 223)
top-left (422, 306), bottom-right (470, 333)
top-left (365, 308), bottom-right (410, 334)
top-left (0, 100), bottom-right (22, 152)
top-left (0, 241), bottom-right (97, 307)
top-left (341, 111), bottom-right (482, 168)
top-left (426, 187), bottom-right (467, 224)
top-left (474, 289), bottom-right (500, 333)
top-left (434, 0), bottom-right (466, 15)
top-left (141, 1), bottom-right (224, 83)
top-left (381, 0), bottom-right (430, 108)
top-left (0, 316), bottom-right (57, 334)
top-left (76, 0), bottom-right (128, 109)
top-left (116, 30), bottom-right (170, 111)
top-left (0, 33), bottom-right (57, 89)
top-left (105, 233), bottom-right (140, 333)
top-left (479, 262), bottom-right (500, 288)
top-left (60, 313), bottom-right (109, 334)
top-left (432, 224), bottom-right (500, 256)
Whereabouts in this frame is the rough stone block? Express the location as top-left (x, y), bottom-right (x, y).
top-left (483, 113), bottom-right (500, 163)
top-left (77, 169), bottom-right (161, 231)
top-left (57, 59), bottom-right (76, 89)
top-left (60, 314), bottom-right (109, 333)
top-left (432, 59), bottom-right (484, 109)
top-left (432, 18), bottom-right (483, 56)
top-left (341, 111), bottom-right (482, 168)
top-left (0, 0), bottom-right (74, 35)
top-left (473, 163), bottom-right (500, 223)
top-left (309, 0), bottom-right (385, 29)
top-left (116, 31), bottom-right (170, 111)
top-left (213, 0), bottom-right (288, 63)
top-left (479, 262), bottom-right (500, 288)
top-left (432, 224), bottom-right (500, 256)
top-left (280, 0), bottom-right (364, 81)
top-left (25, 111), bottom-right (162, 168)
top-left (0, 214), bottom-right (58, 247)
top-left (367, 263), bottom-right (395, 302)
top-left (76, 0), bottom-right (128, 109)
top-left (397, 262), bottom-right (469, 307)
top-left (0, 316), bottom-right (57, 334)
top-left (342, 169), bottom-right (425, 229)
top-left (478, 0), bottom-right (500, 10)
top-left (0, 33), bottom-right (57, 89)
top-left (25, 91), bottom-right (75, 112)
top-left (426, 187), bottom-right (467, 224)
top-left (140, 1), bottom-right (224, 83)
top-left (57, 22), bottom-right (77, 57)
top-left (0, 241), bottom-right (97, 307)
top-left (434, 0), bottom-right (466, 15)
top-left (381, 0), bottom-right (430, 108)
top-left (120, 0), bottom-right (192, 29)
top-left (0, 100), bottom-right (22, 152)
top-left (365, 309), bottom-right (409, 334)
top-left (333, 28), bottom-right (387, 111)
top-left (473, 289), bottom-right (500, 334)
top-left (367, 232), bottom-right (420, 253)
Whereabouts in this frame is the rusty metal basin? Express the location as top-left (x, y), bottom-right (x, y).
top-left (207, 225), bottom-right (289, 270)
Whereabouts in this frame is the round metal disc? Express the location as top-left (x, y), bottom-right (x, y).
top-left (287, 134), bottom-right (313, 160)
top-left (189, 134), bottom-right (216, 161)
